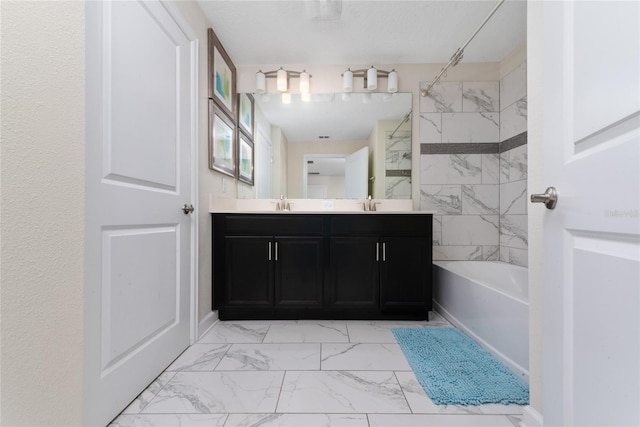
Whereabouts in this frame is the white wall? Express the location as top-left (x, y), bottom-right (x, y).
top-left (308, 175), bottom-right (346, 199)
top-left (1, 1), bottom-right (85, 424)
top-left (271, 127), bottom-right (289, 198)
top-left (286, 139), bottom-right (369, 198)
top-left (174, 1), bottom-right (232, 328)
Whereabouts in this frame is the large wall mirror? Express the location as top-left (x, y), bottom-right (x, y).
top-left (242, 92), bottom-right (412, 199)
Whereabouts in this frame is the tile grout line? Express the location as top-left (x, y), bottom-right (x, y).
top-left (136, 371), bottom-right (177, 414)
top-left (273, 369), bottom-right (288, 415)
top-left (393, 371), bottom-right (415, 415)
top-left (211, 344), bottom-right (233, 371)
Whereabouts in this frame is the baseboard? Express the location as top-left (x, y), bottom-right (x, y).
top-left (521, 406), bottom-right (543, 427)
top-left (433, 301), bottom-right (529, 382)
top-left (197, 310), bottom-right (219, 340)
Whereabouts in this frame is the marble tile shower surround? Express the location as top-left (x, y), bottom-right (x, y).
top-left (499, 63), bottom-right (528, 267)
top-left (418, 62), bottom-right (528, 265)
top-left (385, 130), bottom-right (412, 199)
top-left (111, 317), bottom-right (524, 427)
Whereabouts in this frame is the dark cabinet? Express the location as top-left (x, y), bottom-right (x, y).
top-left (224, 236), bottom-right (273, 307)
top-left (329, 215), bottom-right (432, 318)
top-left (379, 235), bottom-right (431, 312)
top-left (328, 236), bottom-right (379, 310)
top-left (212, 214), bottom-right (325, 319)
top-left (274, 236), bottom-right (323, 309)
top-left (212, 213), bottom-right (432, 320)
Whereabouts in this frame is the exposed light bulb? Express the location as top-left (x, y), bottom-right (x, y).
top-left (299, 71), bottom-right (310, 94)
top-left (343, 69), bottom-right (353, 93)
top-left (367, 67), bottom-right (377, 90)
top-left (276, 68), bottom-right (288, 92)
top-left (387, 70), bottom-right (398, 93)
top-left (255, 71), bottom-right (266, 94)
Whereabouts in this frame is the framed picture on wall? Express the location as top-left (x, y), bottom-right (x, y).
top-left (238, 93), bottom-right (254, 139)
top-left (208, 100), bottom-right (236, 177)
top-left (208, 28), bottom-right (236, 118)
top-left (237, 132), bottom-right (254, 186)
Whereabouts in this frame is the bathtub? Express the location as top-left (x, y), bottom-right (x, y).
top-left (433, 261), bottom-right (529, 382)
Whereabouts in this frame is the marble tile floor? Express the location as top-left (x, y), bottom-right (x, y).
top-left (110, 312), bottom-right (524, 427)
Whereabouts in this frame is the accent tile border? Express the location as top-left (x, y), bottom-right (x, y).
top-left (499, 132), bottom-right (527, 152)
top-left (386, 170), bottom-right (411, 177)
top-left (420, 143), bottom-right (499, 155)
top-left (420, 132), bottom-right (527, 155)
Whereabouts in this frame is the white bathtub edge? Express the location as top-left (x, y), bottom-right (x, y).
top-left (521, 405), bottom-right (544, 427)
top-left (433, 301), bottom-right (530, 383)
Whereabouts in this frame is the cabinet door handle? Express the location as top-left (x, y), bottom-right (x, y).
top-left (382, 242), bottom-right (386, 261)
top-left (268, 242), bottom-right (272, 261)
top-left (275, 242), bottom-right (278, 261)
top-left (376, 242), bottom-right (379, 261)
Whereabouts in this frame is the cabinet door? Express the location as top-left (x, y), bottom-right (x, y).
top-left (379, 235), bottom-right (430, 311)
top-left (274, 237), bottom-right (323, 308)
top-left (329, 236), bottom-right (379, 309)
top-left (225, 236), bottom-right (273, 307)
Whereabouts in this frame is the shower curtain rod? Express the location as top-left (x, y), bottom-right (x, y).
top-left (388, 110), bottom-right (412, 140)
top-left (420, 0), bottom-right (506, 97)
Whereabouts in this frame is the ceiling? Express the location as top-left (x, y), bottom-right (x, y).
top-left (196, 0), bottom-right (527, 66)
top-left (197, 0), bottom-right (526, 143)
top-left (255, 92), bottom-right (412, 142)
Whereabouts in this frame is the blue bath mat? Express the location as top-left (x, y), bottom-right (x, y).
top-left (392, 327), bottom-right (529, 405)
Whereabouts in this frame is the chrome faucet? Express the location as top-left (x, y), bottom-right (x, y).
top-left (363, 195), bottom-right (381, 212)
top-left (277, 195), bottom-right (290, 212)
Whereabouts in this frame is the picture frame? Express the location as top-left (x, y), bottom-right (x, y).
top-left (208, 100), bottom-right (236, 177)
top-left (238, 93), bottom-right (254, 139)
top-left (237, 132), bottom-right (255, 186)
top-left (208, 28), bottom-right (236, 119)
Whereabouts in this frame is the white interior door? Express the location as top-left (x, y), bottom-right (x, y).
top-left (85, 1), bottom-right (194, 425)
top-left (541, 2), bottom-right (640, 425)
top-left (256, 131), bottom-right (273, 198)
top-left (345, 146), bottom-right (369, 199)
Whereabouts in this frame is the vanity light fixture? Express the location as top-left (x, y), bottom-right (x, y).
top-left (342, 66), bottom-right (398, 93)
top-left (255, 68), bottom-right (312, 96)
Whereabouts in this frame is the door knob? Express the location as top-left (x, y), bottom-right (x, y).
top-left (182, 204), bottom-right (195, 214)
top-left (530, 187), bottom-right (558, 210)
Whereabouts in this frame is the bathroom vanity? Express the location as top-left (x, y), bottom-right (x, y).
top-left (211, 212), bottom-right (433, 320)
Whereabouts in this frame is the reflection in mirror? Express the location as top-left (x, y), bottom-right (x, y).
top-left (305, 155), bottom-right (346, 199)
top-left (244, 92), bottom-right (412, 199)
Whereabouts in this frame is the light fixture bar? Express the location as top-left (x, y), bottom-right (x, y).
top-left (256, 68), bottom-right (312, 94)
top-left (421, 0), bottom-right (505, 97)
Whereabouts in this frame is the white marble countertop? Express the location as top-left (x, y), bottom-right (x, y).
top-left (209, 196), bottom-right (433, 214)
top-left (210, 210), bottom-right (434, 215)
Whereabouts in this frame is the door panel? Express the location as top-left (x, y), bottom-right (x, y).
top-left (256, 131), bottom-right (273, 198)
top-left (107, 0), bottom-right (180, 189)
top-left (345, 146), bottom-right (369, 199)
top-left (571, 235), bottom-right (639, 425)
top-left (379, 236), bottom-right (429, 311)
top-left (85, 1), bottom-right (193, 425)
top-left (275, 237), bottom-right (324, 308)
top-left (541, 1), bottom-right (640, 425)
top-left (102, 226), bottom-right (179, 371)
top-left (329, 236), bottom-right (379, 308)
top-left (225, 237), bottom-right (273, 306)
